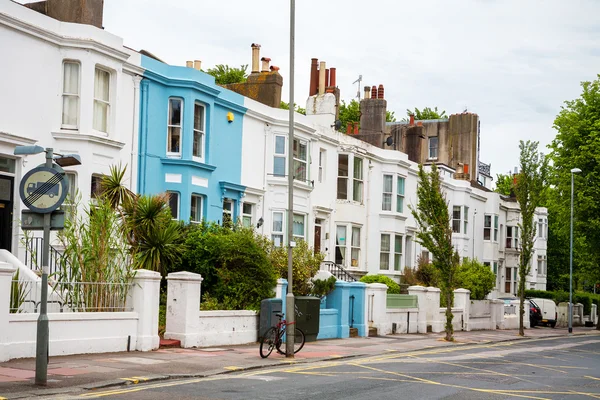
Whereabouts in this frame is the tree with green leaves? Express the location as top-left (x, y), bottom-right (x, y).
top-left (337, 99), bottom-right (397, 132)
top-left (206, 64), bottom-right (248, 85)
top-left (410, 164), bottom-right (460, 341)
top-left (280, 101), bottom-right (306, 115)
top-left (494, 173), bottom-right (513, 196)
top-left (455, 258), bottom-right (496, 300)
top-left (402, 107), bottom-right (447, 121)
top-left (514, 140), bottom-right (547, 336)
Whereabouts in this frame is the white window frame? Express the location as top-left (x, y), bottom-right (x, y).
top-left (223, 198), bottom-right (233, 226)
top-left (318, 149), bottom-right (325, 183)
top-left (350, 226), bottom-right (360, 267)
top-left (506, 226), bottom-right (519, 249)
top-left (167, 191), bottom-right (180, 220)
top-left (61, 60), bottom-right (80, 130)
top-left (396, 176), bottom-right (405, 213)
top-left (93, 66), bottom-right (111, 134)
top-left (335, 224), bottom-right (347, 266)
top-left (293, 213), bottom-right (305, 241)
top-left (273, 135), bottom-right (286, 177)
top-left (90, 174), bottom-right (103, 200)
top-left (293, 138), bottom-right (308, 183)
top-left (353, 157), bottom-right (363, 203)
top-left (62, 171), bottom-right (77, 218)
top-left (382, 174), bottom-right (393, 211)
top-left (494, 215), bottom-right (499, 242)
top-left (242, 203), bottom-right (253, 228)
top-left (337, 154), bottom-right (349, 200)
top-left (484, 214), bottom-right (492, 240)
top-left (452, 206), bottom-right (461, 233)
top-left (272, 211), bottom-right (284, 247)
top-left (393, 234), bottom-right (403, 271)
top-left (380, 233), bottom-right (391, 270)
top-left (193, 102), bottom-right (205, 162)
top-left (428, 136), bottom-right (438, 160)
top-left (463, 206), bottom-right (469, 235)
top-left (167, 98), bottom-right (183, 157)
top-left (190, 194), bottom-right (203, 223)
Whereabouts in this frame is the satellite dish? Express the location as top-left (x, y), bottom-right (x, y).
top-left (385, 136), bottom-right (394, 147)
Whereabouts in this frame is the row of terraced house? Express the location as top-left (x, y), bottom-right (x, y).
top-left (0, 0), bottom-right (548, 298)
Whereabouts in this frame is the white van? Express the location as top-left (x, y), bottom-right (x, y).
top-left (531, 298), bottom-right (558, 328)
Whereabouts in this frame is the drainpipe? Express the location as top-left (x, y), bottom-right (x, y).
top-left (261, 123), bottom-right (271, 235)
top-left (365, 159), bottom-right (373, 271)
top-left (138, 80), bottom-right (150, 194)
top-left (130, 75), bottom-right (141, 189)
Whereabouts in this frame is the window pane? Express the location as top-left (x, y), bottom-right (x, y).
top-left (394, 235), bottom-right (402, 253)
top-left (337, 177), bottom-right (348, 199)
top-left (382, 193), bottom-right (392, 211)
top-left (396, 195), bottom-right (403, 213)
top-left (273, 212), bottom-right (283, 232)
top-left (353, 157), bottom-right (363, 180)
top-left (336, 226), bottom-right (346, 245)
top-left (243, 216), bottom-right (252, 228)
top-left (243, 203), bottom-right (252, 214)
top-left (168, 127), bottom-right (181, 153)
top-left (351, 227), bottom-right (360, 247)
top-left (93, 101), bottom-right (108, 132)
top-left (272, 234), bottom-right (283, 247)
top-left (63, 62), bottom-right (79, 94)
top-left (223, 200), bottom-right (233, 212)
top-left (397, 177), bottom-right (405, 195)
top-left (294, 160), bottom-right (307, 181)
top-left (338, 154), bottom-right (348, 177)
top-left (453, 206), bottom-right (461, 220)
top-left (169, 99), bottom-right (182, 126)
top-left (194, 103), bottom-right (204, 131)
top-left (383, 175), bottom-right (392, 192)
top-left (62, 96), bottom-right (78, 126)
top-left (351, 248), bottom-right (360, 266)
top-left (379, 253), bottom-right (389, 270)
top-left (168, 192), bottom-right (178, 219)
top-left (193, 131), bottom-right (203, 158)
top-left (293, 214), bottom-right (304, 237)
top-left (293, 140), bottom-right (307, 161)
top-left (394, 254), bottom-right (401, 271)
top-left (274, 157), bottom-right (285, 176)
top-left (275, 136), bottom-right (285, 154)
top-left (191, 196), bottom-right (202, 222)
top-left (484, 215), bottom-right (491, 228)
top-left (380, 234), bottom-right (390, 251)
top-left (94, 68), bottom-right (110, 102)
top-left (353, 180), bottom-right (363, 202)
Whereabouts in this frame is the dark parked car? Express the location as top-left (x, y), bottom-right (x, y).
top-left (497, 297), bottom-right (542, 327)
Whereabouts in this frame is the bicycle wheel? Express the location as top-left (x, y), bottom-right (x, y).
top-left (259, 327), bottom-right (278, 358)
top-left (276, 328), bottom-right (305, 354)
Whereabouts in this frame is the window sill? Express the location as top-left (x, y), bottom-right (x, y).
top-left (266, 176), bottom-right (314, 191)
top-left (335, 199), bottom-right (364, 206)
top-left (379, 211), bottom-right (407, 221)
top-left (161, 158), bottom-right (217, 172)
top-left (52, 131), bottom-right (124, 149)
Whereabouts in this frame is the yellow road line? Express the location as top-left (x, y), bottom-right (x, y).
top-left (585, 376), bottom-right (600, 381)
top-left (223, 366), bottom-right (241, 371)
top-left (79, 376), bottom-right (225, 398)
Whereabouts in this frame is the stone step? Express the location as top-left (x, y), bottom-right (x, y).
top-left (159, 338), bottom-right (181, 348)
top-left (349, 327), bottom-right (359, 337)
top-left (368, 327), bottom-right (378, 337)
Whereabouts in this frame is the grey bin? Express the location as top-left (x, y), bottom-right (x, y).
top-left (259, 298), bottom-right (283, 340)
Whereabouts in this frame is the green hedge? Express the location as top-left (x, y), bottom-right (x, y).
top-left (525, 289), bottom-right (599, 315)
top-left (360, 274), bottom-right (401, 294)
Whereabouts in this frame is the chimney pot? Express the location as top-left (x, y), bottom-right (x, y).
top-left (261, 57), bottom-right (271, 72)
top-left (318, 61), bottom-right (326, 95)
top-left (251, 43), bottom-right (261, 73)
top-left (325, 68), bottom-right (330, 88)
top-left (371, 86), bottom-right (377, 99)
top-left (353, 122), bottom-right (359, 135)
top-left (186, 61), bottom-right (193, 68)
top-left (409, 114), bottom-right (415, 125)
top-left (417, 121), bottom-right (423, 126)
top-left (270, 65), bottom-right (280, 71)
top-left (377, 84), bottom-right (384, 99)
top-left (364, 86), bottom-right (371, 99)
top-left (310, 58), bottom-right (319, 96)
top-left (329, 67), bottom-right (337, 87)
top-left (347, 123), bottom-right (352, 134)
top-left (193, 60), bottom-right (202, 70)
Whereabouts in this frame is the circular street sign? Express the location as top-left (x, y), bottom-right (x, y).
top-left (19, 166), bottom-right (69, 214)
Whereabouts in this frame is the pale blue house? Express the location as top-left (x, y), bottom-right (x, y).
top-left (138, 56), bottom-right (247, 224)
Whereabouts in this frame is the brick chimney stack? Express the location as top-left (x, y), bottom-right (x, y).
top-left (25, 0), bottom-right (104, 28)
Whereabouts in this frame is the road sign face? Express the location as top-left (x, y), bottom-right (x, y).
top-left (19, 166), bottom-right (69, 214)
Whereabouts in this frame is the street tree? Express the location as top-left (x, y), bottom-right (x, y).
top-left (514, 140), bottom-right (547, 336)
top-left (206, 64), bottom-right (248, 85)
top-left (410, 164), bottom-right (460, 341)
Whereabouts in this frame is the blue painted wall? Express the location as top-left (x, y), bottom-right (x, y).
top-left (138, 55), bottom-right (247, 223)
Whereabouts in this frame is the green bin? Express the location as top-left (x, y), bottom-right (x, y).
top-left (294, 296), bottom-right (320, 342)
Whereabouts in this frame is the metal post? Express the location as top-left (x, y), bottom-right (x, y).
top-left (35, 148), bottom-right (53, 385)
top-left (285, 0), bottom-right (296, 358)
top-left (569, 171), bottom-right (574, 334)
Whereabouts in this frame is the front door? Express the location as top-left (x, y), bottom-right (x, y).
top-left (0, 175), bottom-right (14, 252)
top-left (314, 224), bottom-right (322, 254)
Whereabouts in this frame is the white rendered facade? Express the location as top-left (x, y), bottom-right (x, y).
top-left (0, 1), bottom-right (142, 259)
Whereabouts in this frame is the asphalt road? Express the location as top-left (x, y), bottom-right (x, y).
top-left (63, 335), bottom-right (600, 400)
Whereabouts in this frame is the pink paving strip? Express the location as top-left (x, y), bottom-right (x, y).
top-left (0, 375), bottom-right (27, 382)
top-left (48, 367), bottom-right (90, 376)
top-left (0, 367), bottom-right (35, 379)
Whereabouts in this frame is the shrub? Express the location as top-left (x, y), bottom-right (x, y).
top-left (267, 239), bottom-right (324, 296)
top-left (455, 258), bottom-right (495, 300)
top-left (180, 222), bottom-right (277, 310)
top-left (310, 276), bottom-right (337, 298)
top-left (415, 255), bottom-right (439, 287)
top-left (401, 266), bottom-right (419, 286)
top-left (360, 274), bottom-right (401, 294)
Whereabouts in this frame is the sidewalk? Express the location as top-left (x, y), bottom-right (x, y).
top-left (1, 327), bottom-right (598, 399)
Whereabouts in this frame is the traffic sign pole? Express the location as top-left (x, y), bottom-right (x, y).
top-left (35, 148), bottom-right (53, 386)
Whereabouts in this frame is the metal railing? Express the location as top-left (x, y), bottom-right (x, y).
top-left (23, 237), bottom-right (69, 277)
top-left (322, 261), bottom-right (358, 282)
top-left (9, 280), bottom-right (133, 314)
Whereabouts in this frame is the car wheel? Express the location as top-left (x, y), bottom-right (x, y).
top-left (550, 321), bottom-right (556, 328)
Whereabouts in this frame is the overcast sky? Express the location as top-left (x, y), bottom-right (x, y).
top-left (99, 0), bottom-right (599, 180)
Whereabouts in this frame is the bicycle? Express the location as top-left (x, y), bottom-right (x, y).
top-left (259, 312), bottom-right (305, 358)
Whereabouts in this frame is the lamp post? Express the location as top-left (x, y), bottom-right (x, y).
top-left (13, 146), bottom-right (81, 385)
top-left (569, 167), bottom-right (581, 334)
top-left (286, 0), bottom-right (296, 358)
